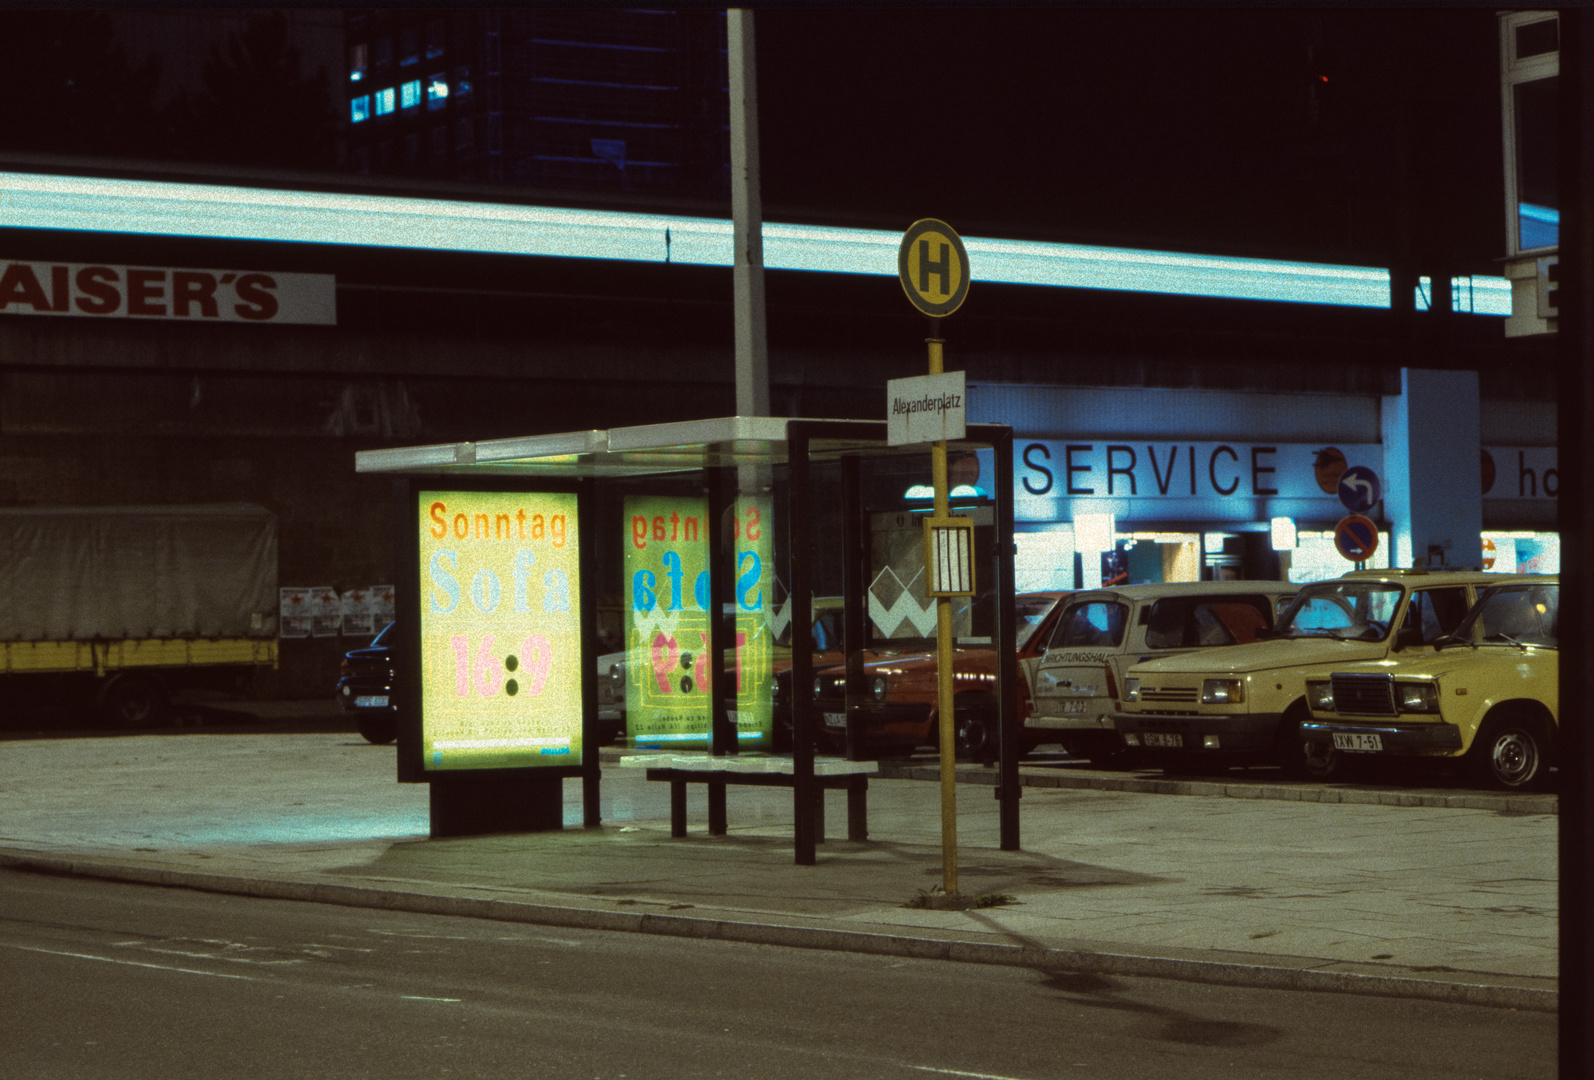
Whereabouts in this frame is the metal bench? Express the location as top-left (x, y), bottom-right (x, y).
top-left (618, 754), bottom-right (878, 841)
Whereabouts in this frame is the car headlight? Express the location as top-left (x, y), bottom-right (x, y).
top-left (608, 663), bottom-right (624, 686)
top-left (1306, 681), bottom-right (1334, 711)
top-left (1124, 677), bottom-right (1140, 702)
top-left (871, 674), bottom-right (889, 701)
top-left (1395, 681), bottom-right (1440, 713)
top-left (1200, 678), bottom-right (1244, 705)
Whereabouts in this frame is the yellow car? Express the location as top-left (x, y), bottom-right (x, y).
top-left (1115, 569), bottom-right (1533, 774)
top-left (1300, 577), bottom-right (1558, 790)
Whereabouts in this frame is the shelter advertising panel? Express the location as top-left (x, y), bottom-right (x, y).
top-left (418, 489), bottom-right (583, 770)
top-left (624, 494), bottom-right (774, 748)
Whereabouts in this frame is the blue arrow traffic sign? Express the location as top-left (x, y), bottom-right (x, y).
top-left (1337, 465), bottom-right (1382, 513)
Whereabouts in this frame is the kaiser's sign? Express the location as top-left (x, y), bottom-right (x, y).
top-left (0, 259), bottom-right (336, 326)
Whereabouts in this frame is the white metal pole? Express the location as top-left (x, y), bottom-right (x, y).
top-left (727, 8), bottom-right (770, 419)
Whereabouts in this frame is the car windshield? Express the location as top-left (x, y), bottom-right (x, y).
top-left (1015, 595), bottom-right (1061, 650)
top-left (1274, 581), bottom-right (1403, 641)
top-left (1452, 583), bottom-right (1558, 649)
top-left (1050, 600), bottom-right (1128, 649)
top-left (1143, 595), bottom-right (1276, 650)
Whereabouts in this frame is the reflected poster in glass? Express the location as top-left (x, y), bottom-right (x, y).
top-left (623, 494), bottom-right (773, 749)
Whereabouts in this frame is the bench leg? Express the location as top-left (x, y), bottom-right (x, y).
top-left (670, 781), bottom-right (687, 838)
top-left (847, 779), bottom-right (868, 842)
top-left (708, 781), bottom-right (727, 836)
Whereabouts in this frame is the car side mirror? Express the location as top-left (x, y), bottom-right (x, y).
top-left (1394, 625), bottom-right (1424, 651)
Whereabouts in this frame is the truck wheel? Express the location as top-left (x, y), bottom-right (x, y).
top-left (1470, 713), bottom-right (1552, 791)
top-left (358, 712), bottom-right (399, 745)
top-left (101, 674), bottom-right (170, 728)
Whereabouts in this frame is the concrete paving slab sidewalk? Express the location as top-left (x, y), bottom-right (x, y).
top-left (0, 713), bottom-right (1558, 1013)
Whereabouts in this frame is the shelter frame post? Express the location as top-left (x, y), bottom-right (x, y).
top-left (787, 424), bottom-right (817, 865)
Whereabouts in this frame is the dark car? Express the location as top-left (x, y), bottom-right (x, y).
top-left (337, 621), bottom-right (623, 747)
top-left (337, 621), bottom-right (398, 744)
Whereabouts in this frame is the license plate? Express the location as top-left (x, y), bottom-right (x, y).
top-left (1060, 699), bottom-right (1090, 715)
top-left (355, 695), bottom-right (390, 708)
top-left (1332, 732), bottom-right (1384, 753)
top-left (823, 712), bottom-right (846, 728)
top-left (1143, 732), bottom-right (1182, 749)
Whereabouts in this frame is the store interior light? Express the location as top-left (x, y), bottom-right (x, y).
top-left (1074, 513), bottom-right (1116, 552)
top-left (1270, 517), bottom-right (1297, 551)
top-left (904, 484), bottom-right (985, 500)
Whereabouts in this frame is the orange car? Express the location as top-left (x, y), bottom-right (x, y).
top-left (808, 592), bottom-right (1071, 759)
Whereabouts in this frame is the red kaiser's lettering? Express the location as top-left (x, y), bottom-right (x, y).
top-left (75, 267), bottom-right (120, 314)
top-left (0, 263), bottom-right (49, 311)
top-left (235, 274), bottom-right (278, 321)
top-left (0, 260), bottom-right (330, 325)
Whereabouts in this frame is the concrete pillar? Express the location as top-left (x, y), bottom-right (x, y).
top-left (1380, 368), bottom-right (1483, 569)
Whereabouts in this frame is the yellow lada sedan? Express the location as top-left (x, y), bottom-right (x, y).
top-left (1114, 569), bottom-right (1528, 775)
top-left (1300, 577), bottom-right (1558, 790)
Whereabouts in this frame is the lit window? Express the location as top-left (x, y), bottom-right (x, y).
top-left (350, 95), bottom-right (370, 123)
top-left (401, 80), bottom-right (421, 110)
top-left (427, 74), bottom-right (448, 110)
top-left (348, 43), bottom-right (367, 82)
top-left (453, 66), bottom-right (472, 104)
top-left (374, 87), bottom-right (396, 116)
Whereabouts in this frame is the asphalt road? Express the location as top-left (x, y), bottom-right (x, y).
top-left (1, 870), bottom-right (1554, 1080)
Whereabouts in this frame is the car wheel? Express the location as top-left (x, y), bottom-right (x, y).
top-left (101, 674), bottom-right (169, 728)
top-left (1302, 740), bottom-right (1339, 780)
top-left (1273, 702), bottom-right (1314, 777)
top-left (1471, 714), bottom-right (1552, 791)
top-left (358, 711), bottom-right (399, 745)
top-left (954, 705), bottom-right (997, 762)
top-left (1161, 754), bottom-right (1210, 776)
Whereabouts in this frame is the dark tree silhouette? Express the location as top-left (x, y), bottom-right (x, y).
top-left (174, 11), bottom-right (338, 170)
top-left (0, 10), bottom-right (165, 159)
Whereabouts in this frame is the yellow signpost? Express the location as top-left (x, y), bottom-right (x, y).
top-left (897, 218), bottom-right (971, 898)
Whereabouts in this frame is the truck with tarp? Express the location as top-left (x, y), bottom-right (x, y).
top-left (0, 504), bottom-right (279, 724)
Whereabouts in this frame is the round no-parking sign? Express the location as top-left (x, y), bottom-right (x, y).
top-left (1334, 514), bottom-right (1380, 562)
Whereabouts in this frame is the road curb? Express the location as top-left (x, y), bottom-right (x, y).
top-left (878, 764), bottom-right (1560, 815)
top-left (1, 849), bottom-right (1555, 1014)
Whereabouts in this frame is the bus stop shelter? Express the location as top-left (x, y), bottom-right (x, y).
top-left (355, 415), bottom-right (1021, 865)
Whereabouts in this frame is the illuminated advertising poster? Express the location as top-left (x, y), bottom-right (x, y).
top-left (418, 490), bottom-right (582, 770)
top-left (624, 495), bottom-right (774, 749)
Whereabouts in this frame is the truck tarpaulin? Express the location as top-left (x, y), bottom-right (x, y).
top-left (0, 504), bottom-right (278, 641)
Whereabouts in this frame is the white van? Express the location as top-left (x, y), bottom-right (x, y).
top-left (1027, 581), bottom-right (1297, 764)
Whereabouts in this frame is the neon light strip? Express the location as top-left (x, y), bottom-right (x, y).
top-left (0, 171), bottom-right (1509, 313)
top-left (432, 736), bottom-right (571, 749)
top-left (635, 731), bottom-right (764, 742)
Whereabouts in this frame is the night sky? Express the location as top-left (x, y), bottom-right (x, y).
top-left (755, 8), bottom-right (1505, 274)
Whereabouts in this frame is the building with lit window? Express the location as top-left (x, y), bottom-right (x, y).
top-left (342, 9), bottom-right (728, 197)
